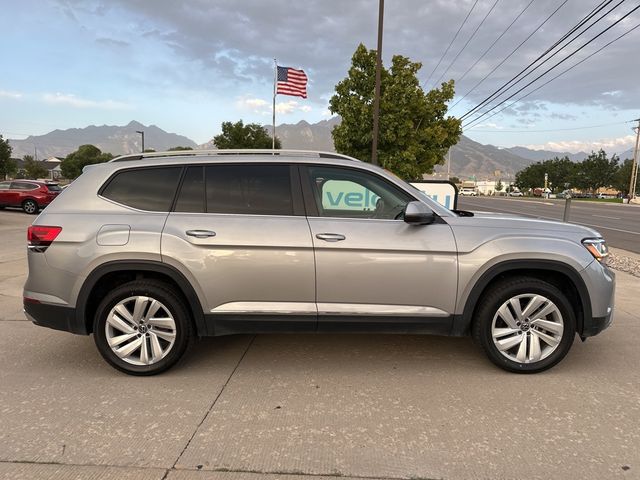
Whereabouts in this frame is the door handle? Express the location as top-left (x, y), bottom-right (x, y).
top-left (316, 233), bottom-right (346, 242)
top-left (186, 230), bottom-right (216, 238)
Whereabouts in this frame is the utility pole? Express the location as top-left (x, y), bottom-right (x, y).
top-left (371, 0), bottom-right (384, 166)
top-left (628, 118), bottom-right (640, 201)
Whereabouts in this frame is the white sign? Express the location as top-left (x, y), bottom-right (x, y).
top-left (410, 181), bottom-right (458, 210)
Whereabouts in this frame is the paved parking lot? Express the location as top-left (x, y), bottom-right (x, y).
top-left (0, 209), bottom-right (638, 480)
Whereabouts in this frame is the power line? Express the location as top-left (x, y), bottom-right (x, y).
top-left (449, 0), bottom-right (569, 111)
top-left (461, 0), bottom-right (620, 120)
top-left (423, 0), bottom-right (480, 89)
top-left (432, 0), bottom-right (501, 88)
top-left (464, 21), bottom-right (640, 129)
top-left (456, 0), bottom-right (536, 84)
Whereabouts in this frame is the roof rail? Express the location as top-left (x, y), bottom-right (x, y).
top-left (110, 149), bottom-right (360, 163)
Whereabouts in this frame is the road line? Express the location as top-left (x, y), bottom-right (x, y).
top-left (592, 214), bottom-right (621, 220)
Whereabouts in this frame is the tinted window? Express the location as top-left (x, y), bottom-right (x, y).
top-left (46, 184), bottom-right (62, 192)
top-left (307, 166), bottom-right (412, 219)
top-left (102, 167), bottom-right (182, 211)
top-left (11, 182), bottom-right (38, 190)
top-left (0, 182), bottom-right (10, 190)
top-left (206, 165), bottom-right (292, 215)
top-left (175, 166), bottom-right (205, 213)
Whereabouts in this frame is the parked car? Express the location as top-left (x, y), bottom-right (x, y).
top-left (508, 190), bottom-right (523, 197)
top-left (459, 187), bottom-right (477, 196)
top-left (597, 193), bottom-right (615, 199)
top-left (557, 190), bottom-right (573, 199)
top-left (0, 180), bottom-right (62, 214)
top-left (24, 150), bottom-right (615, 375)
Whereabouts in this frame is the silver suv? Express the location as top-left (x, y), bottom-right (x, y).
top-left (24, 150), bottom-right (615, 375)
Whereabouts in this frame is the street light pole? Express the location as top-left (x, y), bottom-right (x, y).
top-left (136, 130), bottom-right (145, 153)
top-left (371, 0), bottom-right (384, 166)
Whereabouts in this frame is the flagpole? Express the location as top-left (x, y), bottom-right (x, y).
top-left (272, 58), bottom-right (277, 151)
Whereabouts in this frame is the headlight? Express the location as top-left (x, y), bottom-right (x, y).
top-left (582, 238), bottom-right (609, 262)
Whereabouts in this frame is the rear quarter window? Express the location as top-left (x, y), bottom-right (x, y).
top-left (46, 184), bottom-right (62, 192)
top-left (101, 167), bottom-right (182, 211)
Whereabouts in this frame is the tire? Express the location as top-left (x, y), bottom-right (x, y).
top-left (22, 199), bottom-right (38, 214)
top-left (93, 280), bottom-right (194, 375)
top-left (473, 277), bottom-right (576, 373)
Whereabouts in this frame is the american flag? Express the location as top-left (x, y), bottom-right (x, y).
top-left (276, 66), bottom-right (308, 98)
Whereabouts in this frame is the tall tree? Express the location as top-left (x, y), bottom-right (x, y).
top-left (572, 150), bottom-right (618, 192)
top-left (168, 146), bottom-right (193, 151)
top-left (213, 120), bottom-right (281, 149)
top-left (61, 145), bottom-right (114, 179)
top-left (612, 159), bottom-right (639, 195)
top-left (329, 43), bottom-right (461, 180)
top-left (0, 135), bottom-right (17, 179)
top-left (23, 155), bottom-right (49, 179)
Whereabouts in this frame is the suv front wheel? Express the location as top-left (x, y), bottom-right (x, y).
top-left (93, 280), bottom-right (193, 375)
top-left (473, 277), bottom-right (576, 373)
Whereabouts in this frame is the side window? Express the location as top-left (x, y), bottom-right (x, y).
top-left (101, 167), bottom-right (182, 211)
top-left (206, 164), bottom-right (293, 215)
top-left (11, 182), bottom-right (37, 190)
top-left (175, 166), bottom-right (205, 213)
top-left (307, 166), bottom-right (412, 220)
top-left (0, 182), bottom-right (11, 190)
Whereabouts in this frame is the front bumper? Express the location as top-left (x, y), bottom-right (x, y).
top-left (24, 300), bottom-right (86, 335)
top-left (580, 260), bottom-right (615, 338)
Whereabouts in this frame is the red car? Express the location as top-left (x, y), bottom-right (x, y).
top-left (0, 180), bottom-right (62, 214)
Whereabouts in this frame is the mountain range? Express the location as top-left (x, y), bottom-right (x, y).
top-left (6, 119), bottom-right (635, 179)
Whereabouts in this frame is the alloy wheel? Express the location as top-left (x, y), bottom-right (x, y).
top-left (105, 296), bottom-right (177, 366)
top-left (491, 294), bottom-right (564, 364)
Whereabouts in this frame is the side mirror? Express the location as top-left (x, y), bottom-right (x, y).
top-left (403, 201), bottom-right (435, 225)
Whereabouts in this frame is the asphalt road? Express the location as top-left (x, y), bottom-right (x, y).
top-left (458, 196), bottom-right (640, 253)
top-left (1, 209), bottom-right (639, 480)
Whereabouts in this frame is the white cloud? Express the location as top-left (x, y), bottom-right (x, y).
top-left (42, 93), bottom-right (130, 110)
top-left (236, 96), bottom-right (270, 113)
top-left (525, 135), bottom-right (636, 154)
top-left (0, 90), bottom-right (23, 99)
top-left (470, 123), bottom-right (503, 130)
top-left (321, 109), bottom-right (332, 117)
top-left (237, 95), bottom-right (311, 115)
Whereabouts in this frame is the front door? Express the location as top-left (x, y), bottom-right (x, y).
top-left (301, 165), bottom-right (458, 333)
top-left (161, 163), bottom-right (316, 334)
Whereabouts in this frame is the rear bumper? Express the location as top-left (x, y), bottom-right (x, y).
top-left (24, 300), bottom-right (87, 335)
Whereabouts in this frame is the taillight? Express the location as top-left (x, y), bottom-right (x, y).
top-left (27, 225), bottom-right (62, 252)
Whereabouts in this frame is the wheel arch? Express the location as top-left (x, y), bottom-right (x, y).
top-left (76, 260), bottom-right (207, 336)
top-left (453, 260), bottom-right (592, 337)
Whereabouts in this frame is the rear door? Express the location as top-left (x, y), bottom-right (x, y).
top-left (161, 163), bottom-right (316, 334)
top-left (0, 181), bottom-right (11, 206)
top-left (301, 165), bottom-right (458, 333)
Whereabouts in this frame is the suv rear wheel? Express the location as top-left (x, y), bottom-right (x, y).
top-left (473, 277), bottom-right (576, 373)
top-left (22, 199), bottom-right (38, 214)
top-left (93, 280), bottom-right (193, 375)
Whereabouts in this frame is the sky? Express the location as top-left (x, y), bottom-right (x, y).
top-left (1, 0), bottom-right (639, 154)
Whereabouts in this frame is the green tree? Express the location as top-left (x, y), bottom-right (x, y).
top-left (213, 120), bottom-right (281, 149)
top-left (61, 145), bottom-right (114, 179)
top-left (168, 146), bottom-right (193, 151)
top-left (0, 135), bottom-right (17, 179)
top-left (495, 179), bottom-right (503, 192)
top-left (449, 176), bottom-right (461, 185)
top-left (612, 159), bottom-right (639, 195)
top-left (572, 150), bottom-right (617, 192)
top-left (329, 43), bottom-right (461, 180)
top-left (515, 156), bottom-right (578, 192)
top-left (23, 155), bottom-right (49, 179)
top-left (515, 162), bottom-right (547, 190)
